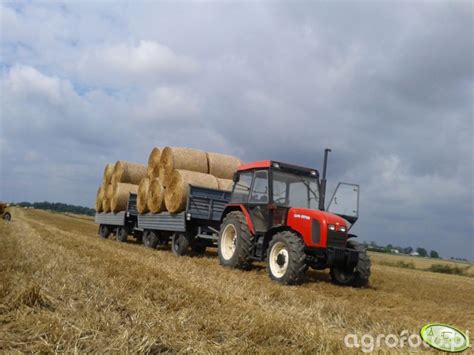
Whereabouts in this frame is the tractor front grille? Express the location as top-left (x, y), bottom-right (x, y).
top-left (326, 230), bottom-right (347, 248)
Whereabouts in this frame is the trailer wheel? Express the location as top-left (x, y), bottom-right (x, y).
top-left (330, 241), bottom-right (371, 287)
top-left (2, 212), bottom-right (11, 221)
top-left (116, 227), bottom-right (128, 243)
top-left (267, 231), bottom-right (306, 285)
top-left (99, 225), bottom-right (110, 239)
top-left (143, 230), bottom-right (159, 248)
top-left (218, 211), bottom-right (254, 270)
top-left (171, 233), bottom-right (190, 256)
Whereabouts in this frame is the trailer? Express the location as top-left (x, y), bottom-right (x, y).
top-left (95, 193), bottom-right (142, 242)
top-left (95, 149), bottom-right (371, 286)
top-left (138, 185), bottom-right (231, 255)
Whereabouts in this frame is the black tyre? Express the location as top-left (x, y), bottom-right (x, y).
top-left (2, 212), bottom-right (11, 221)
top-left (143, 230), bottom-right (159, 248)
top-left (330, 240), bottom-right (371, 287)
top-left (99, 224), bottom-right (110, 239)
top-left (116, 227), bottom-right (128, 243)
top-left (218, 211), bottom-right (254, 269)
top-left (267, 231), bottom-right (307, 285)
top-left (171, 233), bottom-right (190, 256)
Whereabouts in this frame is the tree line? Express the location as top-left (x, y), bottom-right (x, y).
top-left (364, 241), bottom-right (441, 258)
top-left (13, 201), bottom-right (95, 216)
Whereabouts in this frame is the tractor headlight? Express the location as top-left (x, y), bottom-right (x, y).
top-left (339, 226), bottom-right (347, 232)
top-left (328, 224), bottom-right (336, 231)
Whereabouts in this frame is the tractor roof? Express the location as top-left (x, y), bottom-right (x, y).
top-left (237, 160), bottom-right (319, 177)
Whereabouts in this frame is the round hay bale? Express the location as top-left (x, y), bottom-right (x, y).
top-left (159, 147), bottom-right (208, 187)
top-left (165, 170), bottom-right (218, 213)
top-left (207, 152), bottom-right (242, 179)
top-left (137, 177), bottom-right (150, 214)
top-left (103, 163), bottom-right (114, 185)
top-left (111, 183), bottom-right (138, 212)
top-left (102, 198), bottom-right (109, 212)
top-left (147, 177), bottom-right (166, 213)
top-left (147, 147), bottom-right (161, 178)
top-left (112, 160), bottom-right (147, 185)
top-left (102, 184), bottom-right (113, 212)
top-left (96, 185), bottom-right (105, 212)
top-left (217, 178), bottom-right (234, 191)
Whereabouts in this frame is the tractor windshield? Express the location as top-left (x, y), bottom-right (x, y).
top-left (272, 170), bottom-right (319, 209)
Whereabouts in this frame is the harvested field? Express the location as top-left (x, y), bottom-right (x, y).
top-left (1, 208), bottom-right (473, 353)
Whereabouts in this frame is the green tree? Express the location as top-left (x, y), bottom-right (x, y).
top-left (416, 247), bottom-right (428, 257)
top-left (430, 250), bottom-right (440, 258)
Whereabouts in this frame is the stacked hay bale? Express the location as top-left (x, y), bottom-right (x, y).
top-left (159, 147), bottom-right (241, 213)
top-left (95, 147), bottom-right (241, 215)
top-left (137, 147), bottom-right (161, 214)
top-left (95, 164), bottom-right (113, 213)
top-left (109, 161), bottom-right (146, 212)
top-left (95, 161), bottom-right (146, 213)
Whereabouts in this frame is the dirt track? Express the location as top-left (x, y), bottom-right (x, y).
top-left (1, 208), bottom-right (473, 352)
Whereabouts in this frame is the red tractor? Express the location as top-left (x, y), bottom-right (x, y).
top-left (217, 149), bottom-right (371, 286)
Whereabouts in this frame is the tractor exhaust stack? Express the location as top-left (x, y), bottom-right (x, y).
top-left (319, 148), bottom-right (331, 211)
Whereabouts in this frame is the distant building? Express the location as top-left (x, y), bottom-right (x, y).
top-left (391, 249), bottom-right (400, 254)
top-left (410, 252), bottom-right (420, 257)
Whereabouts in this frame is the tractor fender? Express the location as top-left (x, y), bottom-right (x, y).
top-left (221, 204), bottom-right (255, 235)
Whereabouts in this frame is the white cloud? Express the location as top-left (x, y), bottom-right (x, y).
top-left (78, 40), bottom-right (199, 87)
top-left (5, 65), bottom-right (65, 105)
top-left (135, 87), bottom-right (201, 121)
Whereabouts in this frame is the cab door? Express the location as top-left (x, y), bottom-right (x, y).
top-left (248, 170), bottom-right (270, 233)
top-left (327, 183), bottom-right (359, 226)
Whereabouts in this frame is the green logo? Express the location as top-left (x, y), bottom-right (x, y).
top-left (420, 323), bottom-right (470, 352)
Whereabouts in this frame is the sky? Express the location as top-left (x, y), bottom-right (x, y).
top-left (0, 1), bottom-right (472, 259)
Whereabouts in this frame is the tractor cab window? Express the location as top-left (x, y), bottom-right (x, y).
top-left (272, 171), bottom-right (319, 209)
top-left (231, 171), bottom-right (253, 203)
top-left (249, 170), bottom-right (269, 203)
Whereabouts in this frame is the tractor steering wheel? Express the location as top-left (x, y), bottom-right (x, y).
top-left (274, 197), bottom-right (287, 204)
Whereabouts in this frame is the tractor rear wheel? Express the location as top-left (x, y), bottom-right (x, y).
top-left (143, 230), bottom-right (159, 248)
top-left (330, 240), bottom-right (371, 287)
top-left (171, 233), bottom-right (190, 256)
top-left (218, 211), bottom-right (254, 269)
top-left (116, 227), bottom-right (128, 243)
top-left (99, 225), bottom-right (110, 239)
top-left (2, 212), bottom-right (11, 221)
top-left (267, 231), bottom-right (306, 285)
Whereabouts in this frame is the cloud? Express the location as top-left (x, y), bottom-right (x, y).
top-left (78, 40), bottom-right (198, 87)
top-left (6, 65), bottom-right (65, 104)
top-left (135, 87), bottom-right (201, 122)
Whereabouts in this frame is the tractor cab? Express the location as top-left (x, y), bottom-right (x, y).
top-left (227, 159), bottom-right (359, 233)
top-left (218, 149), bottom-right (370, 287)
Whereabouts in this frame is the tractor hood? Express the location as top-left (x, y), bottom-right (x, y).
top-left (286, 207), bottom-right (348, 248)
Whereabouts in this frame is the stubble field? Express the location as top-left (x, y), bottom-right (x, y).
top-left (1, 207), bottom-right (473, 353)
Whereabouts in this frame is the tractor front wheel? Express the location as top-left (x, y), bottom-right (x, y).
top-left (330, 240), bottom-right (371, 287)
top-left (267, 231), bottom-right (306, 285)
top-left (218, 211), bottom-right (254, 269)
